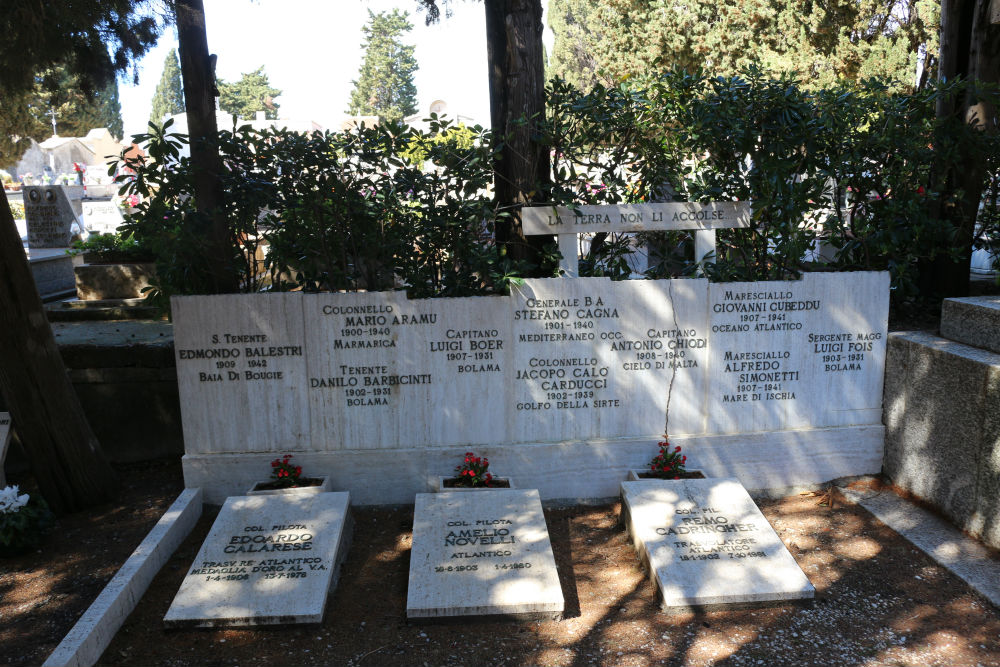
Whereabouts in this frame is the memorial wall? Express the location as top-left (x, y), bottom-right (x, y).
top-left (174, 272), bottom-right (888, 466)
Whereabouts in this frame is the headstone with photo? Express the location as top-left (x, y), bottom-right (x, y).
top-left (23, 186), bottom-right (84, 248)
top-left (621, 477), bottom-right (814, 610)
top-left (163, 491), bottom-right (352, 627)
top-left (406, 489), bottom-right (564, 619)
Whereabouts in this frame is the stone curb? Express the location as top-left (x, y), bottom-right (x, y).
top-left (839, 486), bottom-right (1000, 609)
top-left (42, 488), bottom-right (203, 667)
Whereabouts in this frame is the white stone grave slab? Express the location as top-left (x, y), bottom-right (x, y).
top-left (163, 491), bottom-right (351, 627)
top-left (621, 477), bottom-right (814, 610)
top-left (407, 489), bottom-right (564, 619)
top-left (81, 199), bottom-right (124, 235)
top-left (0, 412), bottom-right (10, 488)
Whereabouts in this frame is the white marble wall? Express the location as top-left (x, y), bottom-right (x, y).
top-left (174, 273), bottom-right (889, 459)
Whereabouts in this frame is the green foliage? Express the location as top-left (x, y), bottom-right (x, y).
top-left (68, 231), bottom-right (152, 263)
top-left (95, 77), bottom-right (124, 140)
top-left (348, 9), bottom-right (419, 124)
top-left (399, 120), bottom-right (477, 165)
top-left (0, 0), bottom-right (162, 99)
top-left (218, 66), bottom-right (281, 120)
top-left (0, 486), bottom-right (54, 557)
top-left (115, 115), bottom-right (517, 305)
top-left (1, 66), bottom-right (125, 166)
top-left (149, 48), bottom-right (184, 126)
top-left (546, 0), bottom-right (605, 91)
top-left (539, 70), bottom-right (1000, 305)
top-left (37, 67), bottom-right (125, 139)
top-left (549, 0), bottom-right (939, 94)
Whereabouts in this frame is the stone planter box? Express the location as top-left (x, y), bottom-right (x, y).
top-left (626, 470), bottom-right (706, 481)
top-left (246, 476), bottom-right (332, 496)
top-left (433, 476), bottom-right (514, 491)
top-left (74, 262), bottom-right (156, 300)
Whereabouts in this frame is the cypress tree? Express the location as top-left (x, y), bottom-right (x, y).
top-left (149, 47), bottom-right (184, 125)
top-left (348, 9), bottom-right (419, 124)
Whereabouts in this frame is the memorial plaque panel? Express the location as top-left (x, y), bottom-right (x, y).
top-left (81, 199), bottom-right (124, 235)
top-left (520, 202), bottom-right (751, 236)
top-left (173, 293), bottom-right (310, 454)
top-left (621, 478), bottom-right (814, 610)
top-left (705, 272), bottom-right (889, 433)
top-left (406, 489), bottom-right (564, 618)
top-left (509, 278), bottom-right (710, 440)
top-left (304, 293), bottom-right (511, 449)
top-left (164, 492), bottom-right (351, 627)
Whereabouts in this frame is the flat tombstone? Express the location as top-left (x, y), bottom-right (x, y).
top-left (24, 186), bottom-right (82, 248)
top-left (163, 492), bottom-right (351, 627)
top-left (621, 477), bottom-right (814, 610)
top-left (407, 489), bottom-right (564, 619)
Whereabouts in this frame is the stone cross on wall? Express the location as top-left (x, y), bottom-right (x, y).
top-left (521, 201), bottom-right (752, 277)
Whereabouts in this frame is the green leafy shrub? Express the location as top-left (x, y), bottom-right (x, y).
top-left (68, 231), bottom-right (153, 263)
top-left (541, 69), bottom-right (1000, 305)
top-left (116, 116), bottom-right (519, 306)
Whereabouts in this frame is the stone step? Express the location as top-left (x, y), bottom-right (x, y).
top-left (940, 295), bottom-right (1000, 354)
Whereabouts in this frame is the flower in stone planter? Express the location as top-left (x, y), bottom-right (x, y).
top-left (646, 438), bottom-right (687, 479)
top-left (452, 452), bottom-right (494, 488)
top-left (0, 485), bottom-right (54, 556)
top-left (270, 454), bottom-right (304, 489)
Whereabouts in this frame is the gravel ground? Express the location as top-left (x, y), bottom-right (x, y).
top-left (3, 461), bottom-right (998, 667)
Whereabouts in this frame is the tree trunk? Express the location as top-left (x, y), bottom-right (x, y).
top-left (176, 0), bottom-right (238, 293)
top-left (933, 0), bottom-right (1000, 297)
top-left (0, 190), bottom-right (118, 514)
top-left (485, 0), bottom-right (552, 268)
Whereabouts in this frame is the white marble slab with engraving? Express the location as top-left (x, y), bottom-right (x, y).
top-left (173, 293), bottom-right (310, 454)
top-left (704, 272), bottom-right (889, 434)
top-left (163, 492), bottom-right (351, 627)
top-left (509, 278), bottom-right (710, 441)
top-left (520, 202), bottom-right (751, 235)
top-left (406, 489), bottom-right (564, 618)
top-left (621, 477), bottom-right (814, 610)
top-left (303, 293), bottom-right (511, 450)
